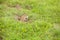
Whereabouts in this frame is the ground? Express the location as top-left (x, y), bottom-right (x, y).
top-left (0, 0), bottom-right (60, 40)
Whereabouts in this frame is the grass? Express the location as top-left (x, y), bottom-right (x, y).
top-left (0, 0), bottom-right (60, 40)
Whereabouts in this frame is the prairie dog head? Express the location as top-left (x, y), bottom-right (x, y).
top-left (20, 14), bottom-right (28, 22)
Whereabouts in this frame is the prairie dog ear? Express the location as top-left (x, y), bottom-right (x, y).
top-left (14, 14), bottom-right (21, 21)
top-left (18, 16), bottom-right (21, 20)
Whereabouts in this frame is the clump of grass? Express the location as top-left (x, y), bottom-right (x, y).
top-left (0, 17), bottom-right (53, 40)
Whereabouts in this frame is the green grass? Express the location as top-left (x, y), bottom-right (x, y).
top-left (0, 0), bottom-right (60, 40)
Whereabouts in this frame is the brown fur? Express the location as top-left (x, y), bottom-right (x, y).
top-left (15, 14), bottom-right (28, 22)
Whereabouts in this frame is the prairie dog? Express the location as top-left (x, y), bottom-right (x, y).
top-left (15, 14), bottom-right (28, 22)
